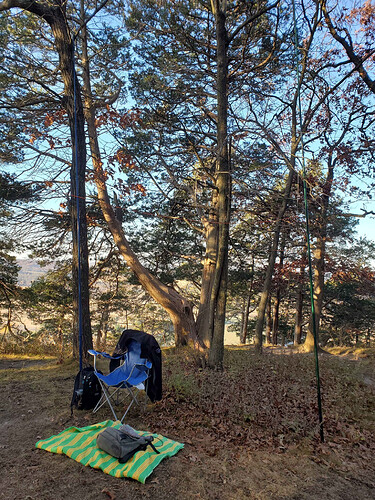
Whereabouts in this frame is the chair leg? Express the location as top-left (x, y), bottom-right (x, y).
top-left (127, 386), bottom-right (139, 404)
top-left (120, 398), bottom-right (136, 423)
top-left (91, 366), bottom-right (152, 422)
top-left (93, 380), bottom-right (119, 421)
top-left (102, 386), bottom-right (119, 421)
top-left (93, 393), bottom-right (106, 413)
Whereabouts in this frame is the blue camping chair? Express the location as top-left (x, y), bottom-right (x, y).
top-left (88, 340), bottom-right (152, 422)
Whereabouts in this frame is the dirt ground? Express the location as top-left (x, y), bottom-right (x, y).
top-left (1, 352), bottom-right (374, 500)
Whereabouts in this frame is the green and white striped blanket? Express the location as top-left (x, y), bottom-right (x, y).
top-left (36, 420), bottom-right (184, 484)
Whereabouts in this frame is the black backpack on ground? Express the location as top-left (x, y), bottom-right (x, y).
top-left (71, 366), bottom-right (102, 415)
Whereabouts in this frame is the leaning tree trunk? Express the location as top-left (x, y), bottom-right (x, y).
top-left (94, 156), bottom-right (198, 346)
top-left (79, 18), bottom-right (201, 347)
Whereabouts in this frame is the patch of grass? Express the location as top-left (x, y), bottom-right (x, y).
top-left (161, 347), bottom-right (201, 399)
top-left (327, 346), bottom-right (375, 359)
top-left (168, 371), bottom-right (199, 398)
top-left (0, 356), bottom-right (77, 385)
top-left (0, 353), bottom-right (57, 360)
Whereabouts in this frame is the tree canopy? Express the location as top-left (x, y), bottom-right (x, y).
top-left (0, 0), bottom-right (374, 361)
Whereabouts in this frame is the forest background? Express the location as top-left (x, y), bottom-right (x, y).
top-left (0, 0), bottom-right (375, 366)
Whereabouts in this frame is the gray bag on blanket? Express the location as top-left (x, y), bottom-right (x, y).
top-left (96, 424), bottom-right (159, 463)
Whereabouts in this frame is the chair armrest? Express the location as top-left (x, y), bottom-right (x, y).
top-left (88, 350), bottom-right (127, 373)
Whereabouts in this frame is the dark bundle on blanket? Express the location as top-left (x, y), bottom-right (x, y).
top-left (96, 424), bottom-right (160, 463)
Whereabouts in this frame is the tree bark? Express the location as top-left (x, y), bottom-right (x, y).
top-left (294, 243), bottom-right (307, 345)
top-left (271, 291), bottom-right (280, 346)
top-left (240, 257), bottom-right (255, 344)
top-left (265, 294), bottom-right (272, 345)
top-left (271, 231), bottom-right (286, 345)
top-left (251, 3), bottom-right (323, 354)
top-left (97, 305), bottom-right (109, 351)
top-left (304, 231), bottom-right (325, 351)
top-left (207, 1), bottom-right (231, 369)
top-left (303, 156), bottom-right (334, 352)
top-left (240, 294), bottom-right (251, 345)
top-left (58, 318), bottom-right (64, 363)
top-left (51, 9), bottom-right (93, 362)
top-left (196, 204), bottom-right (218, 346)
top-left (254, 168), bottom-right (295, 352)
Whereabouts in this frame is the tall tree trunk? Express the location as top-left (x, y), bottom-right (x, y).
top-left (265, 294), bottom-right (272, 344)
top-left (252, 6), bottom-right (321, 353)
top-left (240, 293), bottom-right (251, 345)
top-left (207, 1), bottom-right (231, 369)
top-left (58, 318), bottom-right (64, 363)
top-left (240, 258), bottom-right (255, 344)
top-left (97, 305), bottom-right (109, 350)
top-left (294, 243), bottom-right (306, 345)
top-left (5, 290), bottom-right (12, 335)
top-left (0, 284), bottom-right (13, 336)
top-left (303, 156), bottom-right (334, 352)
top-left (303, 232), bottom-right (326, 351)
top-left (54, 15), bottom-right (92, 362)
top-left (196, 204), bottom-right (218, 346)
top-left (271, 231), bottom-right (286, 345)
top-left (67, 66), bottom-right (92, 361)
top-left (254, 168), bottom-right (295, 352)
top-left (79, 14), bottom-right (201, 347)
top-left (271, 291), bottom-right (280, 346)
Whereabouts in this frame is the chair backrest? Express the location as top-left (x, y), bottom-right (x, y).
top-left (116, 340), bottom-right (150, 386)
top-left (120, 340), bottom-right (150, 373)
top-left (127, 340), bottom-right (142, 360)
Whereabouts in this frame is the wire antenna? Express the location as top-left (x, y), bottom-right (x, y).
top-left (292, 0), bottom-right (324, 443)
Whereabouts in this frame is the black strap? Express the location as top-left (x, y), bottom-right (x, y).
top-left (142, 434), bottom-right (160, 455)
top-left (148, 440), bottom-right (160, 454)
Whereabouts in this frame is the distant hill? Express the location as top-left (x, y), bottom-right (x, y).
top-left (17, 259), bottom-right (52, 287)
